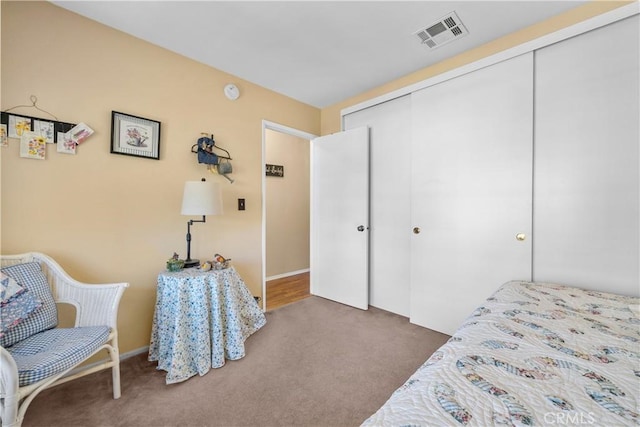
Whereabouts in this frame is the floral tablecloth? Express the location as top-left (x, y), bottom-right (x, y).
top-left (148, 266), bottom-right (266, 384)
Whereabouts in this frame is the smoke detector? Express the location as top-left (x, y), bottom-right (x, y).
top-left (414, 11), bottom-right (468, 50)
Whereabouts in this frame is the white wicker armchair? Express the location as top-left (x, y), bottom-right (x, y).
top-left (0, 252), bottom-right (128, 427)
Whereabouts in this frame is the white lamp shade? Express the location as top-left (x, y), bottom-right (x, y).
top-left (181, 181), bottom-right (223, 216)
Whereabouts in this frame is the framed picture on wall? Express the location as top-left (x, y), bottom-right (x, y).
top-left (266, 164), bottom-right (284, 177)
top-left (110, 111), bottom-right (161, 160)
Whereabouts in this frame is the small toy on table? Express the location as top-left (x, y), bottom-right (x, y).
top-left (212, 253), bottom-right (231, 270)
top-left (166, 253), bottom-right (185, 272)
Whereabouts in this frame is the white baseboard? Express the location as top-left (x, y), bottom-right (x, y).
top-left (66, 345), bottom-right (149, 377)
top-left (266, 268), bottom-right (310, 281)
top-left (120, 346), bottom-right (149, 360)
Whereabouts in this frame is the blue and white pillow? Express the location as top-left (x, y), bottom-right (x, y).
top-left (1, 262), bottom-right (58, 347)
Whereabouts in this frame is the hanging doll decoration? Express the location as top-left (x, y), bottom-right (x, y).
top-left (191, 133), bottom-right (234, 183)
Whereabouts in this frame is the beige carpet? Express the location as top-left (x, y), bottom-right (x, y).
top-left (23, 296), bottom-right (450, 427)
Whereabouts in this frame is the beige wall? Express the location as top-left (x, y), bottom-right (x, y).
top-left (320, 1), bottom-right (633, 134)
top-left (1, 1), bottom-right (629, 356)
top-left (0, 1), bottom-right (319, 354)
top-left (265, 130), bottom-right (310, 278)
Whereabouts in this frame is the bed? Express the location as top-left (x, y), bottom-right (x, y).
top-left (362, 281), bottom-right (640, 426)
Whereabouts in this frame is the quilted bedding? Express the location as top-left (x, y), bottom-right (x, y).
top-left (362, 281), bottom-right (640, 426)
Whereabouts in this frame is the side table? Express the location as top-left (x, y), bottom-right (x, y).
top-left (148, 266), bottom-right (266, 384)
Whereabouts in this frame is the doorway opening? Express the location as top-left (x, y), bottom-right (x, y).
top-left (261, 121), bottom-right (317, 311)
top-left (265, 271), bottom-right (310, 311)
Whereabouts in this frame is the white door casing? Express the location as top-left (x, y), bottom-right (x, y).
top-left (310, 127), bottom-right (370, 310)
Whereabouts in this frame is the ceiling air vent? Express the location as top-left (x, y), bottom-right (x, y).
top-left (414, 11), bottom-right (468, 50)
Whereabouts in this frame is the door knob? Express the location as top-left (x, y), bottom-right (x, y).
top-left (516, 233), bottom-right (526, 241)
top-left (413, 227), bottom-right (421, 234)
top-left (357, 225), bottom-right (365, 232)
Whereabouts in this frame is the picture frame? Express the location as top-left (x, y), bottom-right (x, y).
top-left (110, 111), bottom-right (161, 160)
top-left (266, 164), bottom-right (284, 177)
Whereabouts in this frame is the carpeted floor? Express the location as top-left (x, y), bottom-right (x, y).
top-left (22, 296), bottom-right (450, 427)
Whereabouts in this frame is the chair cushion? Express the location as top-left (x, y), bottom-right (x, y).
top-left (7, 326), bottom-right (111, 386)
top-left (0, 262), bottom-right (58, 347)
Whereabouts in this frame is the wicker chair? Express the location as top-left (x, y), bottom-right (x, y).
top-left (0, 252), bottom-right (128, 427)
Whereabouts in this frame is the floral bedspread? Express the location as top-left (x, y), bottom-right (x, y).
top-left (148, 266), bottom-right (266, 384)
top-left (362, 281), bottom-right (640, 426)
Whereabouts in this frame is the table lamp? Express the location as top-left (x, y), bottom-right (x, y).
top-left (181, 178), bottom-right (223, 267)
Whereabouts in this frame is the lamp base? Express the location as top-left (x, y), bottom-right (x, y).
top-left (183, 259), bottom-right (200, 268)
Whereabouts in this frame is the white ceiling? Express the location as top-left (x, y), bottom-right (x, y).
top-left (50, 1), bottom-right (586, 108)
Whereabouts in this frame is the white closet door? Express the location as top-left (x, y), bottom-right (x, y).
top-left (410, 53), bottom-right (534, 335)
top-left (534, 16), bottom-right (639, 296)
top-left (311, 127), bottom-right (370, 310)
top-left (343, 95), bottom-right (412, 316)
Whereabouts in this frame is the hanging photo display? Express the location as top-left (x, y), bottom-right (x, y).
top-left (2, 97), bottom-right (95, 159)
top-left (0, 96), bottom-right (95, 159)
top-left (0, 112), bottom-right (76, 144)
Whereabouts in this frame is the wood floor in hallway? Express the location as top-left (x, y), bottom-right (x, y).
top-left (266, 271), bottom-right (310, 311)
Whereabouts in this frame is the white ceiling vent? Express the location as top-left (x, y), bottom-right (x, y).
top-left (414, 11), bottom-right (468, 50)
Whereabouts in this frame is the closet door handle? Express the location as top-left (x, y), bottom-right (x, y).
top-left (357, 225), bottom-right (366, 232)
top-left (516, 233), bottom-right (526, 241)
top-left (413, 227), bottom-right (421, 234)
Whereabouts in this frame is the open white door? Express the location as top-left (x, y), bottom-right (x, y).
top-left (311, 127), bottom-right (369, 310)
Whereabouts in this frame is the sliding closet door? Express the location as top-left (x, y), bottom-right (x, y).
top-left (410, 53), bottom-right (534, 335)
top-left (343, 95), bottom-right (412, 316)
top-left (534, 16), bottom-right (639, 296)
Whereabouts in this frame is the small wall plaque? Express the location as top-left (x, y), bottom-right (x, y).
top-left (266, 164), bottom-right (284, 177)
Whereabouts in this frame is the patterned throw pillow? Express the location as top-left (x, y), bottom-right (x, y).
top-left (0, 262), bottom-right (58, 347)
top-left (0, 290), bottom-right (42, 336)
top-left (1, 272), bottom-right (25, 304)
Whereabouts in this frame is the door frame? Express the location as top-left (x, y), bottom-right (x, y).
top-left (261, 120), bottom-right (318, 311)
